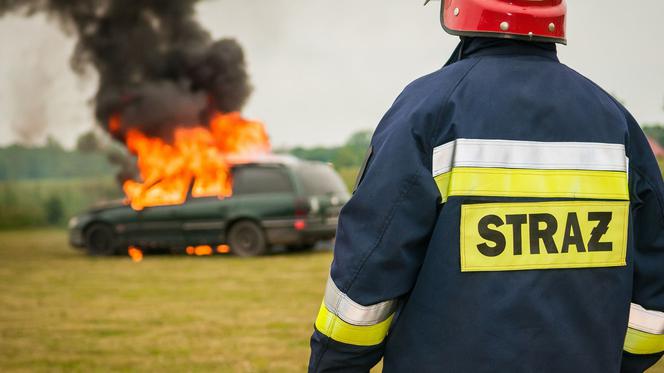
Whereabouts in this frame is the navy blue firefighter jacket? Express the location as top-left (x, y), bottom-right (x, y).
top-left (308, 38), bottom-right (664, 372)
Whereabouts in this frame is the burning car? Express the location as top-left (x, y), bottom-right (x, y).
top-left (69, 155), bottom-right (349, 257)
top-left (71, 103), bottom-right (347, 257)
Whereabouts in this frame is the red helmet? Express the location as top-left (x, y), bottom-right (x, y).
top-left (426, 0), bottom-right (567, 44)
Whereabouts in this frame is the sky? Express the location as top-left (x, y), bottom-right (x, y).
top-left (0, 1), bottom-right (663, 149)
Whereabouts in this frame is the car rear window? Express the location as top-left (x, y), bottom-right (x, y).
top-left (295, 162), bottom-right (348, 196)
top-left (232, 166), bottom-right (294, 195)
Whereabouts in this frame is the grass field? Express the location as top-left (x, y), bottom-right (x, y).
top-left (0, 230), bottom-right (662, 372)
top-left (0, 230), bottom-right (331, 372)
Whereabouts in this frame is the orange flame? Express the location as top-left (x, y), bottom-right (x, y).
top-left (186, 245), bottom-right (214, 256)
top-left (128, 246), bottom-right (143, 262)
top-left (109, 114), bottom-right (122, 134)
top-left (118, 112), bottom-right (270, 210)
top-left (216, 244), bottom-right (230, 254)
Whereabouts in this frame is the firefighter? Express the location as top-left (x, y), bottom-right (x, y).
top-left (309, 0), bottom-right (664, 372)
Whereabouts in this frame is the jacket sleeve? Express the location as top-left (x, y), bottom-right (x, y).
top-left (308, 88), bottom-right (442, 372)
top-left (621, 116), bottom-right (664, 372)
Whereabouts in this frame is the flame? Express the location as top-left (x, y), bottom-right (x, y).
top-left (128, 246), bottom-right (143, 262)
top-left (186, 245), bottom-right (214, 256)
top-left (109, 114), bottom-right (122, 134)
top-left (216, 244), bottom-right (230, 254)
top-left (118, 112), bottom-right (270, 210)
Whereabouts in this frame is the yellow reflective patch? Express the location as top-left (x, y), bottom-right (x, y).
top-left (460, 201), bottom-right (629, 272)
top-left (435, 168), bottom-right (629, 202)
top-left (315, 302), bottom-right (393, 346)
top-left (624, 328), bottom-right (664, 355)
top-left (435, 172), bottom-right (452, 202)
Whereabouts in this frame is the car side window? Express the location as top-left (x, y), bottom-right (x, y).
top-left (232, 167), bottom-right (294, 195)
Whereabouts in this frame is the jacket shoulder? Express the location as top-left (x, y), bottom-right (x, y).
top-left (560, 64), bottom-right (632, 124)
top-left (562, 66), bottom-right (647, 151)
top-left (375, 59), bottom-right (483, 145)
top-left (400, 58), bottom-right (483, 105)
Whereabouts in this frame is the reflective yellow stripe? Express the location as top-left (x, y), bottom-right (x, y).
top-left (434, 172), bottom-right (452, 202)
top-left (624, 328), bottom-right (664, 354)
top-left (435, 168), bottom-right (629, 202)
top-left (315, 302), bottom-right (393, 346)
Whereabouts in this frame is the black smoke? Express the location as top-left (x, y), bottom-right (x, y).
top-left (0, 0), bottom-right (252, 140)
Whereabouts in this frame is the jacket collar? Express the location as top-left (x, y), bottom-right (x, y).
top-left (444, 37), bottom-right (559, 67)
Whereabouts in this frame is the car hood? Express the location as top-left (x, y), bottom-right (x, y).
top-left (87, 199), bottom-right (127, 213)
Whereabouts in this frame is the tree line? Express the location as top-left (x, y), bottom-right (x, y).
top-left (0, 130), bottom-right (373, 182)
top-left (643, 125), bottom-right (664, 149)
top-left (0, 130), bottom-right (372, 229)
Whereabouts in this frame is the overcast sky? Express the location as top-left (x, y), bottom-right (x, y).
top-left (0, 1), bottom-right (663, 149)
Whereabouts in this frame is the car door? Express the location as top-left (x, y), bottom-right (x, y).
top-left (174, 165), bottom-right (297, 247)
top-left (135, 203), bottom-right (186, 250)
top-left (229, 165), bottom-right (297, 234)
top-left (177, 195), bottom-right (234, 246)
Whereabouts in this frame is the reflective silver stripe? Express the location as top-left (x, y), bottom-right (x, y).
top-left (323, 276), bottom-right (397, 326)
top-left (432, 141), bottom-right (457, 177)
top-left (629, 303), bottom-right (664, 334)
top-left (433, 139), bottom-right (628, 177)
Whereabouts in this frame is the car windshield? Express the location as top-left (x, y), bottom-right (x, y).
top-left (295, 162), bottom-right (348, 196)
top-left (232, 166), bottom-right (294, 195)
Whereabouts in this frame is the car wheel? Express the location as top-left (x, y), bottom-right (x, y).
top-left (227, 220), bottom-right (267, 257)
top-left (84, 223), bottom-right (116, 256)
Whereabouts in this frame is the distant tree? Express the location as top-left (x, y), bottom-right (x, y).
top-left (76, 131), bottom-right (101, 153)
top-left (332, 146), bottom-right (360, 168)
top-left (643, 125), bottom-right (664, 147)
top-left (334, 130), bottom-right (372, 167)
top-left (45, 136), bottom-right (63, 150)
top-left (0, 142), bottom-right (116, 181)
top-left (288, 130), bottom-right (373, 169)
top-left (345, 130), bottom-right (372, 149)
top-left (44, 195), bottom-right (64, 225)
top-left (289, 146), bottom-right (336, 163)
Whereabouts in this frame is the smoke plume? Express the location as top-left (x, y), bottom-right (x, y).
top-left (7, 47), bottom-right (52, 145)
top-left (0, 0), bottom-right (253, 140)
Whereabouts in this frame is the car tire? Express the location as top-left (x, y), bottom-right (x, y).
top-left (227, 220), bottom-right (268, 257)
top-left (84, 223), bottom-right (117, 256)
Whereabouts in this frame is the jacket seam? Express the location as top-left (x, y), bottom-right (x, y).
top-left (345, 171), bottom-right (419, 296)
top-left (427, 57), bottom-right (483, 143)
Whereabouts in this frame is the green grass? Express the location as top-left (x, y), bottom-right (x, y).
top-left (0, 230), bottom-right (662, 372)
top-left (0, 230), bottom-right (332, 372)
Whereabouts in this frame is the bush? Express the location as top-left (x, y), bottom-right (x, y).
top-left (0, 177), bottom-right (121, 230)
top-left (44, 195), bottom-right (64, 225)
